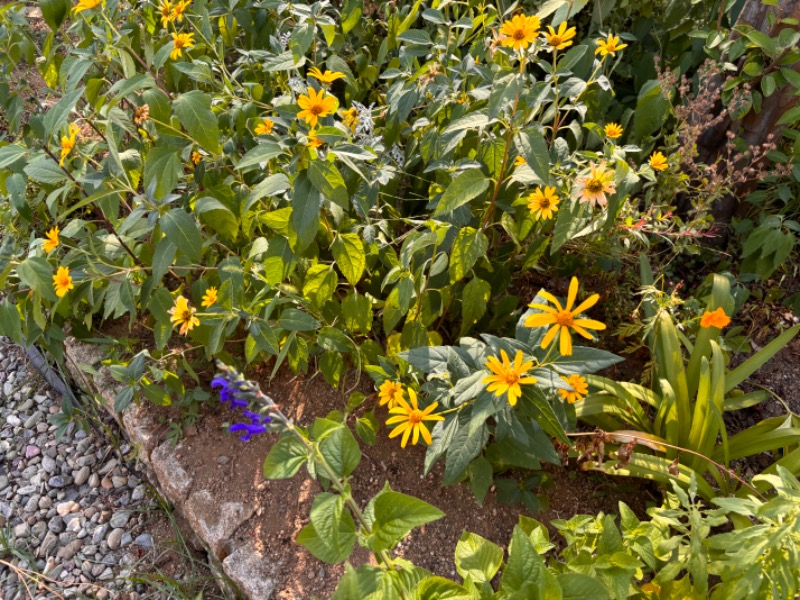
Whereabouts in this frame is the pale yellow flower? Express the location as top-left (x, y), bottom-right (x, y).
top-left (576, 162), bottom-right (616, 208)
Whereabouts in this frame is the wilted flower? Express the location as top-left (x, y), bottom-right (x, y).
top-left (576, 162), bottom-right (616, 208)
top-left (341, 107), bottom-right (359, 133)
top-left (168, 295), bottom-right (199, 335)
top-left (157, 0), bottom-right (173, 27)
top-left (59, 124), bottom-right (80, 166)
top-left (133, 104), bottom-right (150, 125)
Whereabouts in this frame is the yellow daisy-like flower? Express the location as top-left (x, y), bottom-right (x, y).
top-left (527, 186), bottom-right (560, 220)
top-left (306, 130), bottom-right (323, 149)
top-left (297, 87), bottom-right (336, 128)
top-left (171, 0), bottom-right (190, 23)
top-left (157, 0), bottom-right (173, 27)
top-left (524, 277), bottom-right (607, 356)
top-left (201, 286), bottom-right (218, 308)
top-left (483, 349), bottom-right (537, 407)
top-left (700, 307), bottom-right (731, 329)
top-left (59, 124), bottom-right (80, 167)
top-left (190, 150), bottom-right (202, 165)
top-left (604, 123), bottom-right (623, 139)
top-left (386, 388), bottom-right (444, 448)
top-left (308, 67), bottom-right (346, 84)
top-left (500, 14), bottom-right (540, 51)
top-left (341, 107), bottom-right (359, 134)
top-left (168, 295), bottom-right (199, 335)
top-left (514, 155), bottom-right (526, 167)
top-left (53, 266), bottom-right (74, 298)
top-left (73, 0), bottom-right (101, 13)
top-left (576, 162), bottom-right (616, 208)
top-left (595, 33), bottom-right (628, 57)
top-left (170, 32), bottom-right (195, 61)
top-left (254, 118), bottom-right (275, 136)
top-left (649, 151), bottom-right (668, 171)
top-left (43, 226), bottom-right (60, 254)
top-left (558, 374), bottom-right (588, 404)
top-left (543, 21), bottom-right (576, 51)
top-left (378, 380), bottom-right (405, 409)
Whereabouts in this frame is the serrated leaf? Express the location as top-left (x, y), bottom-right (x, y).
top-left (318, 426), bottom-right (361, 479)
top-left (455, 531), bottom-right (504, 583)
top-left (173, 91), bottom-right (220, 154)
top-left (449, 227), bottom-right (488, 284)
top-left (368, 490), bottom-right (444, 553)
top-left (332, 233), bottom-right (366, 286)
top-left (433, 169), bottom-right (490, 216)
top-left (263, 435), bottom-right (308, 479)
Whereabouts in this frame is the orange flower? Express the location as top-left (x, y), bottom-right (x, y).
top-left (595, 33), bottom-right (628, 57)
top-left (306, 130), bottom-right (323, 149)
top-left (297, 87), bottom-right (336, 128)
top-left (576, 162), bottom-right (616, 208)
top-left (527, 186), bottom-right (560, 220)
top-left (190, 150), bottom-right (202, 165)
top-left (524, 277), bottom-right (606, 356)
top-left (308, 67), bottom-right (346, 84)
top-left (604, 123), bottom-right (623, 139)
top-left (254, 118), bottom-right (275, 135)
top-left (170, 32), bottom-right (195, 61)
top-left (43, 227), bottom-right (60, 254)
top-left (53, 266), bottom-right (74, 298)
top-left (700, 307), bottom-right (731, 329)
top-left (500, 14), bottom-right (540, 51)
top-left (558, 374), bottom-right (588, 404)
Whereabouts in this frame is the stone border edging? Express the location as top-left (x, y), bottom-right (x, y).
top-left (62, 337), bottom-right (277, 598)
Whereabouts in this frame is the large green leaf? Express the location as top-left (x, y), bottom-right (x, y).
top-left (38, 0), bottom-right (70, 30)
top-left (332, 233), bottom-right (366, 286)
top-left (514, 130), bottom-right (550, 185)
top-left (318, 426), bottom-right (362, 479)
top-left (367, 489), bottom-right (444, 553)
top-left (297, 493), bottom-right (356, 564)
top-left (16, 257), bottom-right (56, 302)
top-left (290, 173), bottom-right (323, 252)
top-left (144, 146), bottom-right (182, 200)
top-left (43, 87), bottom-right (84, 138)
top-left (173, 91), bottom-right (220, 154)
top-left (433, 169), bottom-right (490, 216)
top-left (449, 227), bottom-right (488, 284)
top-left (454, 532), bottom-right (503, 583)
top-left (726, 325), bottom-right (800, 392)
top-left (461, 277), bottom-right (490, 335)
top-left (263, 435), bottom-right (308, 479)
top-left (159, 209), bottom-right (203, 262)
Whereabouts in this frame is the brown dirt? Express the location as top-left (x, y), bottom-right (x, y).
top-left (164, 364), bottom-right (656, 600)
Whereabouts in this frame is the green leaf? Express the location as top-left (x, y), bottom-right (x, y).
top-left (43, 87), bottom-right (84, 138)
top-left (433, 170), bottom-right (490, 216)
top-left (278, 308), bottom-right (320, 331)
top-left (0, 145), bottom-right (28, 169)
top-left (291, 173), bottom-right (323, 252)
top-left (355, 410), bottom-right (379, 446)
top-left (173, 91), bottom-right (220, 154)
top-left (195, 197), bottom-right (238, 240)
top-left (38, 0), bottom-right (70, 30)
top-left (500, 526), bottom-right (546, 593)
top-left (514, 131), bottom-right (551, 185)
top-left (318, 426), bottom-right (362, 479)
top-left (412, 577), bottom-right (473, 599)
top-left (557, 573), bottom-right (610, 600)
top-left (461, 277), bottom-right (490, 334)
top-left (16, 257), bottom-right (56, 302)
top-left (368, 490), bottom-right (444, 553)
top-left (159, 209), bottom-right (203, 263)
top-left (331, 564), bottom-right (381, 600)
top-left (455, 532), bottom-right (504, 583)
top-left (303, 264), bottom-right (339, 309)
top-left (24, 156), bottom-right (67, 185)
top-left (309, 160), bottom-right (349, 209)
top-left (449, 227), bottom-right (488, 284)
top-left (297, 493), bottom-right (356, 564)
top-left (726, 325), bottom-right (799, 392)
top-left (332, 233), bottom-right (366, 286)
top-left (467, 456), bottom-right (493, 507)
top-left (237, 142), bottom-right (284, 171)
top-left (144, 146), bottom-right (182, 200)
top-left (263, 435), bottom-right (308, 479)
top-left (444, 413), bottom-right (488, 485)
top-left (630, 80), bottom-right (670, 144)
top-left (342, 292), bottom-right (373, 333)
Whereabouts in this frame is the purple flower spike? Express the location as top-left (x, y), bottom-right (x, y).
top-left (212, 376), bottom-right (248, 409)
top-left (242, 410), bottom-right (271, 426)
top-left (229, 422), bottom-right (267, 442)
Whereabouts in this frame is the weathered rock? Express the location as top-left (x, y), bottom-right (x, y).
top-left (222, 542), bottom-right (278, 599)
top-left (184, 489), bottom-right (255, 559)
top-left (150, 442), bottom-right (192, 502)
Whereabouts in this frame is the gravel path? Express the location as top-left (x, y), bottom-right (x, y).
top-left (0, 338), bottom-right (158, 599)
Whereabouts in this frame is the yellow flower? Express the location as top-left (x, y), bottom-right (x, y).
top-left (170, 32), bottom-right (195, 61)
top-left (73, 0), bottom-right (101, 13)
top-left (306, 130), bottom-right (323, 149)
top-left (595, 33), bottom-right (628, 57)
top-left (514, 155), bottom-right (526, 167)
top-left (171, 0), bottom-right (190, 23)
top-left (378, 380), bottom-right (405, 409)
top-left (386, 388), bottom-right (444, 448)
top-left (308, 67), bottom-right (346, 84)
top-left (168, 295), bottom-right (199, 335)
top-left (341, 107), bottom-right (359, 134)
top-left (500, 14), bottom-right (540, 51)
top-left (527, 186), bottom-right (560, 220)
top-left (558, 374), bottom-right (588, 404)
top-left (201, 286), bottom-right (217, 308)
top-left (604, 123), bottom-right (623, 139)
top-left (53, 266), bottom-right (74, 298)
top-left (297, 87), bottom-right (337, 128)
top-left (43, 226), bottom-right (60, 254)
top-left (649, 151), bottom-right (668, 171)
top-left (483, 349), bottom-right (537, 407)
top-left (700, 307), bottom-right (731, 329)
top-left (59, 124), bottom-right (80, 167)
top-left (524, 276), bottom-right (607, 356)
top-left (576, 161), bottom-right (616, 208)
top-left (190, 150), bottom-right (202, 165)
top-left (543, 21), bottom-right (576, 50)
top-left (157, 0), bottom-right (173, 27)
top-left (254, 118), bottom-right (275, 136)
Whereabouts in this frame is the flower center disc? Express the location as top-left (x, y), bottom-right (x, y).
top-left (311, 105), bottom-right (324, 115)
top-left (505, 372), bottom-right (519, 385)
top-left (540, 199), bottom-right (550, 208)
top-left (513, 30), bottom-right (526, 40)
top-left (586, 179), bottom-right (604, 193)
top-left (555, 310), bottom-right (574, 327)
top-left (408, 410), bottom-right (424, 426)
top-left (550, 36), bottom-right (562, 45)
